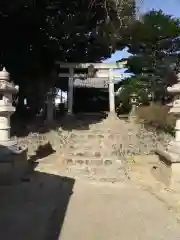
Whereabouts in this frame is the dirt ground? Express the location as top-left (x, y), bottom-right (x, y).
top-left (1, 162), bottom-right (180, 240)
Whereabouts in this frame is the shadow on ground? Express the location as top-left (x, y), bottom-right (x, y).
top-left (0, 171), bottom-right (75, 240)
top-left (11, 112), bottom-right (108, 137)
top-left (29, 142), bottom-right (56, 163)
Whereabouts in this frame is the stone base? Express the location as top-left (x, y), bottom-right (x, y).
top-left (166, 141), bottom-right (180, 159)
top-left (155, 148), bottom-right (180, 164)
top-left (0, 139), bottom-right (18, 148)
top-left (0, 144), bottom-right (29, 185)
top-left (152, 149), bottom-right (180, 190)
top-left (106, 112), bottom-right (118, 119)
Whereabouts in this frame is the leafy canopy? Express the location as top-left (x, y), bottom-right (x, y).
top-left (123, 10), bottom-right (180, 100)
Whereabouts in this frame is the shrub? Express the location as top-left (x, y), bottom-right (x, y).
top-left (137, 103), bottom-right (176, 136)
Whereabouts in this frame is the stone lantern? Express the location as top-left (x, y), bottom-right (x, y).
top-left (45, 88), bottom-right (55, 123)
top-left (156, 72), bottom-right (180, 162)
top-left (0, 68), bottom-right (28, 184)
top-left (148, 92), bottom-right (154, 106)
top-left (166, 73), bottom-right (180, 158)
top-left (0, 67), bottom-right (18, 145)
top-left (87, 64), bottom-right (96, 78)
top-left (130, 93), bottom-right (138, 104)
top-left (148, 92), bottom-right (152, 101)
top-left (129, 93), bottom-right (138, 121)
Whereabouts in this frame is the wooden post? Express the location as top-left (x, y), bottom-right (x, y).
top-left (68, 68), bottom-right (74, 115)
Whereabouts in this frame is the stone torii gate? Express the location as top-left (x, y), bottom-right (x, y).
top-left (56, 61), bottom-right (126, 116)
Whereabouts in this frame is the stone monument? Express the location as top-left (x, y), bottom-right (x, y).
top-left (0, 67), bottom-right (28, 184)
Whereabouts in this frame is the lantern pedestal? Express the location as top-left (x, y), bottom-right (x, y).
top-left (0, 68), bottom-right (28, 185)
top-left (154, 73), bottom-right (180, 189)
top-left (156, 92), bottom-right (180, 162)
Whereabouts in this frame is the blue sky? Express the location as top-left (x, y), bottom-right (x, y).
top-left (139, 0), bottom-right (180, 16)
top-left (104, 0), bottom-right (180, 65)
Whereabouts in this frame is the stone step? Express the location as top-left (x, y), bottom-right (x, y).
top-left (66, 138), bottom-right (103, 146)
top-left (65, 141), bottom-right (120, 150)
top-left (64, 164), bottom-right (126, 182)
top-left (63, 149), bottom-right (119, 158)
top-left (68, 131), bottom-right (122, 138)
top-left (64, 151), bottom-right (103, 158)
top-left (68, 134), bottom-right (103, 142)
top-left (66, 135), bottom-right (123, 147)
top-left (36, 160), bottom-right (126, 183)
top-left (65, 143), bottom-right (102, 150)
top-left (63, 156), bottom-right (120, 166)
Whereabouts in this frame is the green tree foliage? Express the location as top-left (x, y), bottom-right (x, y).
top-left (124, 10), bottom-right (180, 101)
top-left (0, 0), bottom-right (136, 116)
top-left (0, 0), bottom-right (136, 75)
top-left (115, 76), bottom-right (149, 113)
